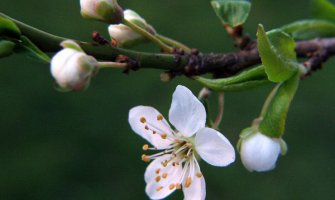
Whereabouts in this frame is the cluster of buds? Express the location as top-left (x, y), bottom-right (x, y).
top-left (80, 0), bottom-right (155, 47)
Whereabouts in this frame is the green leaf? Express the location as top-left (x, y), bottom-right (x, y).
top-left (0, 40), bottom-right (15, 58)
top-left (258, 71), bottom-right (300, 138)
top-left (15, 36), bottom-right (50, 63)
top-left (281, 19), bottom-right (335, 40)
top-left (195, 65), bottom-right (270, 91)
top-left (0, 16), bottom-right (21, 38)
top-left (257, 25), bottom-right (298, 83)
top-left (211, 0), bottom-right (251, 27)
top-left (311, 0), bottom-right (335, 22)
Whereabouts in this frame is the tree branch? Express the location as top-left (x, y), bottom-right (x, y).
top-left (2, 13), bottom-right (335, 77)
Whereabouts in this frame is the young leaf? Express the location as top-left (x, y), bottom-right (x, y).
top-left (257, 25), bottom-right (298, 83)
top-left (281, 19), bottom-right (335, 40)
top-left (0, 16), bottom-right (21, 38)
top-left (0, 40), bottom-right (15, 58)
top-left (258, 71), bottom-right (300, 138)
top-left (311, 0), bottom-right (335, 22)
top-left (195, 65), bottom-right (270, 91)
top-left (211, 0), bottom-right (251, 27)
top-left (15, 36), bottom-right (50, 63)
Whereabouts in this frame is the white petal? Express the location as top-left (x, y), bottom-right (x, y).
top-left (129, 106), bottom-right (174, 149)
top-left (145, 154), bottom-right (183, 200)
top-left (169, 85), bottom-right (206, 137)
top-left (240, 132), bottom-right (281, 172)
top-left (195, 128), bottom-right (235, 167)
top-left (183, 160), bottom-right (206, 200)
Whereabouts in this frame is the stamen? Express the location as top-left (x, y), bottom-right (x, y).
top-left (141, 154), bottom-right (151, 162)
top-left (157, 114), bottom-right (163, 121)
top-left (162, 160), bottom-right (168, 167)
top-left (140, 117), bottom-right (146, 123)
top-left (156, 186), bottom-right (164, 192)
top-left (176, 183), bottom-right (181, 189)
top-left (161, 134), bottom-right (167, 139)
top-left (184, 177), bottom-right (192, 188)
top-left (142, 144), bottom-right (149, 151)
top-left (155, 176), bottom-right (161, 182)
top-left (196, 172), bottom-right (203, 178)
top-left (145, 125), bottom-right (149, 130)
top-left (162, 173), bottom-right (168, 179)
top-left (145, 121), bottom-right (175, 141)
top-left (156, 168), bottom-right (161, 174)
top-left (169, 184), bottom-right (175, 190)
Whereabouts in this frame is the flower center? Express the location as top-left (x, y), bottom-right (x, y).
top-left (139, 115), bottom-right (203, 190)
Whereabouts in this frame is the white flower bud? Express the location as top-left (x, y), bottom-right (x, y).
top-left (240, 132), bottom-right (281, 172)
top-left (108, 9), bottom-right (156, 47)
top-left (124, 9), bottom-right (156, 34)
top-left (108, 24), bottom-right (144, 47)
top-left (124, 9), bottom-right (146, 26)
top-left (80, 0), bottom-right (123, 24)
top-left (51, 40), bottom-right (98, 91)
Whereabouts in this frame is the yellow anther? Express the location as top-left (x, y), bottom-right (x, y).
top-left (145, 125), bottom-right (149, 130)
top-left (196, 172), bottom-right (203, 178)
top-left (162, 173), bottom-right (168, 179)
top-left (186, 143), bottom-right (192, 148)
top-left (141, 154), bottom-right (151, 162)
top-left (156, 186), bottom-right (164, 192)
top-left (156, 168), bottom-right (161, 174)
top-left (142, 144), bottom-right (149, 151)
top-left (162, 160), bottom-right (168, 167)
top-left (184, 177), bottom-right (192, 188)
top-left (169, 184), bottom-right (175, 190)
top-left (152, 131), bottom-right (156, 134)
top-left (155, 176), bottom-right (161, 182)
top-left (176, 183), bottom-right (181, 189)
top-left (157, 115), bottom-right (163, 121)
top-left (140, 117), bottom-right (146, 123)
top-left (161, 134), bottom-right (167, 139)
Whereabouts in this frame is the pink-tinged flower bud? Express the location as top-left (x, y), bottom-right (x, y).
top-left (50, 40), bottom-right (98, 91)
top-left (80, 0), bottom-right (123, 24)
top-left (239, 132), bottom-right (284, 172)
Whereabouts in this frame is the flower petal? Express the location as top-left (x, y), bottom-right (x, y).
top-left (129, 106), bottom-right (174, 149)
top-left (183, 160), bottom-right (206, 200)
top-left (195, 128), bottom-right (235, 167)
top-left (145, 154), bottom-right (183, 200)
top-left (169, 85), bottom-right (206, 137)
top-left (240, 132), bottom-right (281, 172)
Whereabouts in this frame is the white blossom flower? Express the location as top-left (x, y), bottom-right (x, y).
top-left (50, 40), bottom-right (98, 91)
top-left (129, 85), bottom-right (235, 200)
top-left (80, 0), bottom-right (123, 24)
top-left (239, 132), bottom-right (282, 172)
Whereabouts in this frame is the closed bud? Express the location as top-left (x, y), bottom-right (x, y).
top-left (50, 40), bottom-right (98, 91)
top-left (108, 9), bottom-right (156, 47)
top-left (108, 24), bottom-right (145, 47)
top-left (238, 131), bottom-right (286, 172)
top-left (80, 0), bottom-right (123, 24)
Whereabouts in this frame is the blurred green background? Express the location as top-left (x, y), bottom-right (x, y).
top-left (0, 0), bottom-right (335, 199)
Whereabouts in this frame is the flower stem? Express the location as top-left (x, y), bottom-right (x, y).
top-left (259, 84), bottom-right (281, 119)
top-left (122, 19), bottom-right (173, 53)
top-left (97, 62), bottom-right (128, 69)
top-left (212, 92), bottom-right (225, 130)
top-left (156, 34), bottom-right (191, 53)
